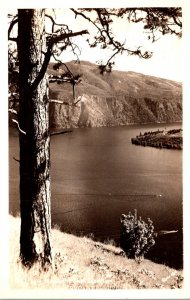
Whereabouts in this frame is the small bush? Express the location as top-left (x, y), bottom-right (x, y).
top-left (120, 209), bottom-right (155, 262)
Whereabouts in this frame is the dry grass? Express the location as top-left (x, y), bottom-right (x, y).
top-left (9, 215), bottom-right (183, 289)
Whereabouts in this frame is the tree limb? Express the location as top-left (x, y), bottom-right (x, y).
top-left (8, 92), bottom-right (18, 98)
top-left (49, 99), bottom-right (66, 104)
top-left (31, 29), bottom-right (88, 91)
top-left (13, 156), bottom-right (20, 163)
top-left (8, 108), bottom-right (17, 115)
top-left (50, 129), bottom-right (72, 136)
top-left (9, 37), bottom-right (17, 42)
top-left (172, 14), bottom-right (182, 28)
top-left (71, 8), bottom-right (152, 66)
top-left (8, 17), bottom-right (18, 41)
top-left (11, 119), bottom-right (26, 135)
top-left (30, 45), bottom-right (52, 91)
top-left (52, 54), bottom-right (73, 76)
top-left (73, 97), bottom-right (81, 106)
top-left (49, 97), bottom-right (81, 106)
top-left (48, 29), bottom-right (89, 46)
top-left (45, 13), bottom-right (70, 33)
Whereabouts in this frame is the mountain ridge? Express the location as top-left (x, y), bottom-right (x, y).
top-left (48, 61), bottom-right (182, 129)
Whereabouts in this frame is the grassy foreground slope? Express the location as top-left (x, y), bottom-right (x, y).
top-left (10, 216), bottom-right (183, 289)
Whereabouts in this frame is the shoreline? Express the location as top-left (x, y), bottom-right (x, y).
top-left (131, 128), bottom-right (183, 150)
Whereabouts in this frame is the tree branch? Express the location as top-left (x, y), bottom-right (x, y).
top-left (31, 29), bottom-right (88, 91)
top-left (8, 18), bottom-right (18, 41)
top-left (45, 14), bottom-right (70, 33)
top-left (8, 92), bottom-right (18, 98)
top-left (71, 8), bottom-right (152, 66)
top-left (71, 8), bottom-right (102, 33)
top-left (73, 96), bottom-right (81, 106)
top-left (49, 99), bottom-right (66, 104)
top-left (8, 108), bottom-right (17, 115)
top-left (13, 156), bottom-right (20, 163)
top-left (9, 37), bottom-right (17, 42)
top-left (49, 97), bottom-right (81, 106)
top-left (172, 14), bottom-right (182, 28)
top-left (30, 46), bottom-right (52, 91)
top-left (52, 54), bottom-right (73, 76)
top-left (49, 77), bottom-right (72, 84)
top-left (50, 129), bottom-right (72, 136)
top-left (49, 30), bottom-right (89, 46)
top-left (11, 119), bottom-right (26, 135)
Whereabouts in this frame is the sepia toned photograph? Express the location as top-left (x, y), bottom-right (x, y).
top-left (1, 1), bottom-right (190, 298)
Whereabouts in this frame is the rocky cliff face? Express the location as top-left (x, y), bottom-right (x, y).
top-left (48, 61), bottom-right (182, 129)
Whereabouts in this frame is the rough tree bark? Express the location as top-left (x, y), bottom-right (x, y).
top-left (17, 9), bottom-right (51, 266)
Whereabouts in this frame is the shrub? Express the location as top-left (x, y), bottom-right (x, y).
top-left (120, 209), bottom-right (155, 262)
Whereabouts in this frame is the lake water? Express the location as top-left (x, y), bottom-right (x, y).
top-left (9, 123), bottom-right (183, 269)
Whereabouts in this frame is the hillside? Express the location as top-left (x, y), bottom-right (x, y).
top-left (10, 216), bottom-right (183, 290)
top-left (48, 61), bottom-right (182, 129)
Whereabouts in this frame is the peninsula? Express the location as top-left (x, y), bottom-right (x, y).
top-left (131, 128), bottom-right (183, 150)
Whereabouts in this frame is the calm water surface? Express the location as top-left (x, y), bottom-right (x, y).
top-left (9, 123), bottom-right (183, 269)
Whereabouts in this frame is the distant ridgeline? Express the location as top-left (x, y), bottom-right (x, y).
top-left (47, 61), bottom-right (182, 129)
top-left (9, 61), bottom-right (183, 130)
top-left (131, 129), bottom-right (183, 150)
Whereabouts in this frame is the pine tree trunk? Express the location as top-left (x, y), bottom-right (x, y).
top-left (17, 9), bottom-right (52, 266)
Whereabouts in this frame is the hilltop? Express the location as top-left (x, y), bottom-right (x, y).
top-left (48, 61), bottom-right (182, 129)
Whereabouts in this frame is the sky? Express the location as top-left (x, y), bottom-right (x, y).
top-left (47, 8), bottom-right (182, 82)
top-left (8, 7), bottom-right (182, 81)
